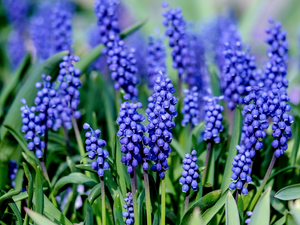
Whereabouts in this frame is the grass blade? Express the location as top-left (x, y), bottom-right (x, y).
top-left (225, 191), bottom-right (240, 225)
top-left (24, 207), bottom-right (57, 225)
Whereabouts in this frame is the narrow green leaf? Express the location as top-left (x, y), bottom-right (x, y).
top-left (249, 187), bottom-right (271, 225)
top-left (24, 207), bottom-right (57, 225)
top-left (0, 189), bottom-right (22, 205)
top-left (52, 172), bottom-right (97, 196)
top-left (12, 187), bottom-right (48, 202)
top-left (221, 108), bottom-right (242, 191)
top-left (189, 207), bottom-right (204, 225)
top-left (208, 65), bottom-right (221, 97)
top-left (273, 215), bottom-right (286, 225)
top-left (104, 170), bottom-right (124, 204)
top-left (274, 184), bottom-right (300, 201)
top-left (170, 139), bottom-right (185, 159)
top-left (115, 136), bottom-right (127, 197)
top-left (237, 194), bottom-right (244, 221)
top-left (1, 51), bottom-right (67, 138)
top-left (268, 166), bottom-right (300, 181)
top-left (35, 165), bottom-right (44, 215)
top-left (75, 164), bottom-right (97, 174)
top-left (226, 191), bottom-right (240, 225)
top-left (84, 199), bottom-right (94, 225)
top-left (113, 194), bottom-right (124, 225)
top-left (289, 116), bottom-right (300, 165)
top-left (286, 213), bottom-right (297, 225)
top-left (88, 183), bottom-right (101, 205)
top-left (180, 190), bottom-right (222, 224)
top-left (8, 201), bottom-right (22, 225)
top-left (137, 189), bottom-right (145, 225)
top-left (201, 190), bottom-right (228, 224)
top-left (119, 18), bottom-right (149, 39)
top-left (186, 122), bottom-right (205, 153)
top-left (23, 162), bottom-right (34, 225)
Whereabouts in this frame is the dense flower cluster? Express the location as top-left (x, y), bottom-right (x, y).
top-left (83, 123), bottom-right (109, 176)
top-left (7, 30), bottom-right (26, 69)
top-left (262, 18), bottom-right (289, 91)
top-left (203, 96), bottom-right (224, 143)
top-left (179, 150), bottom-right (199, 192)
top-left (21, 99), bottom-right (45, 158)
top-left (221, 41), bottom-right (257, 109)
top-left (8, 160), bottom-right (18, 188)
top-left (146, 35), bottom-right (167, 88)
top-left (181, 87), bottom-right (200, 127)
top-left (123, 192), bottom-right (134, 225)
top-left (94, 0), bottom-right (139, 101)
top-left (55, 55), bottom-right (81, 130)
top-left (269, 86), bottom-right (294, 157)
top-left (2, 0), bottom-right (29, 29)
top-left (117, 102), bottom-right (150, 173)
top-left (146, 76), bottom-right (178, 178)
top-left (162, 3), bottom-right (187, 79)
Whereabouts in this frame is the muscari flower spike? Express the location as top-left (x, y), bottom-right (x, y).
top-left (8, 160), bottom-right (18, 188)
top-left (7, 30), bottom-right (26, 69)
top-left (146, 35), bottom-right (167, 88)
top-left (21, 99), bottom-right (45, 158)
top-left (123, 192), bottom-right (134, 225)
top-left (83, 123), bottom-right (109, 176)
top-left (203, 96), bottom-right (224, 144)
top-left (179, 150), bottom-right (199, 192)
top-left (181, 87), bottom-right (200, 127)
top-left (262, 18), bottom-right (289, 91)
top-left (55, 55), bottom-right (81, 130)
top-left (2, 0), bottom-right (29, 29)
top-left (117, 102), bottom-right (150, 173)
top-left (146, 75), bottom-right (178, 178)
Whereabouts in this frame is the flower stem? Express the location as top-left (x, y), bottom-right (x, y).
top-left (101, 177), bottom-right (106, 225)
top-left (161, 178), bottom-right (166, 225)
top-left (115, 89), bottom-right (120, 112)
top-left (130, 170), bottom-right (139, 225)
top-left (249, 154), bottom-right (276, 211)
top-left (184, 189), bottom-right (190, 212)
top-left (143, 170), bottom-right (152, 225)
top-left (203, 141), bottom-right (213, 183)
top-left (63, 125), bottom-right (72, 156)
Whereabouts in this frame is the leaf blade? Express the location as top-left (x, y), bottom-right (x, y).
top-left (274, 184), bottom-right (300, 201)
top-left (225, 191), bottom-right (240, 225)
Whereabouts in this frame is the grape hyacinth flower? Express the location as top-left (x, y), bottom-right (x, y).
top-left (262, 18), bottom-right (289, 91)
top-left (83, 123), bottom-right (109, 176)
top-left (20, 99), bottom-right (45, 158)
top-left (179, 150), bottom-right (199, 193)
top-left (181, 87), bottom-right (200, 127)
top-left (7, 30), bottom-right (26, 69)
top-left (123, 192), bottom-right (134, 225)
top-left (116, 102), bottom-right (150, 173)
top-left (8, 160), bottom-right (18, 188)
top-left (2, 0), bottom-right (29, 29)
top-left (245, 211), bottom-right (253, 224)
top-left (55, 55), bottom-right (81, 130)
top-left (203, 96), bottom-right (224, 144)
top-left (162, 2), bottom-right (187, 95)
top-left (146, 35), bottom-right (167, 88)
top-left (146, 76), bottom-right (178, 179)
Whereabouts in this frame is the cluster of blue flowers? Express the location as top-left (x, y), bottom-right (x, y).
top-left (123, 192), bottom-right (134, 225)
top-left (83, 123), bottom-right (110, 176)
top-left (203, 96), bottom-right (224, 143)
top-left (262, 18), bottom-right (289, 91)
top-left (221, 40), bottom-right (257, 109)
top-left (181, 87), bottom-right (200, 127)
top-left (146, 35), bottom-right (167, 88)
top-left (55, 55), bottom-right (82, 130)
top-left (21, 99), bottom-right (46, 158)
top-left (7, 30), bottom-right (26, 69)
top-left (8, 160), bottom-right (18, 188)
top-left (162, 3), bottom-right (187, 80)
top-left (94, 0), bottom-right (139, 101)
top-left (117, 102), bottom-right (150, 173)
top-left (179, 150), bottom-right (199, 192)
top-left (146, 76), bottom-right (178, 178)
top-left (2, 0), bottom-right (28, 29)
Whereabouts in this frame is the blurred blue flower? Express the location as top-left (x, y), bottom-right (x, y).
top-left (7, 30), bottom-right (26, 69)
top-left (123, 192), bottom-right (134, 225)
top-left (8, 160), bottom-right (18, 188)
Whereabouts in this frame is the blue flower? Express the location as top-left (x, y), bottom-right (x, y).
top-left (203, 96), bottom-right (224, 143)
top-left (8, 160), bottom-right (18, 188)
top-left (83, 123), bottom-right (109, 176)
top-left (7, 29), bottom-right (26, 69)
top-left (146, 75), bottom-right (178, 178)
top-left (2, 0), bottom-right (29, 29)
top-left (123, 192), bottom-right (134, 225)
top-left (179, 150), bottom-right (199, 192)
top-left (181, 87), bottom-right (200, 127)
top-left (245, 211), bottom-right (253, 224)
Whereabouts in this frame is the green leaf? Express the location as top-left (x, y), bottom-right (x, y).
top-left (104, 170), bottom-right (124, 204)
top-left (170, 138), bottom-right (185, 159)
top-left (220, 108), bottom-right (242, 191)
top-left (186, 122), bottom-right (205, 153)
top-left (249, 187), bottom-right (271, 225)
top-left (137, 189), bottom-right (145, 225)
top-left (268, 166), bottom-right (300, 181)
top-left (113, 194), bottom-right (124, 225)
top-left (8, 201), bottom-right (23, 225)
top-left (88, 183), bottom-right (101, 204)
top-left (115, 136), bottom-right (127, 197)
top-left (1, 51), bottom-right (67, 139)
top-left (180, 190), bottom-right (222, 224)
top-left (237, 194), bottom-right (244, 221)
top-left (274, 184), bottom-right (300, 201)
top-left (84, 199), bottom-right (94, 225)
top-left (24, 207), bottom-right (57, 225)
top-left (0, 189), bottom-right (21, 205)
top-left (286, 213), bottom-right (297, 225)
top-left (289, 200), bottom-right (300, 225)
top-left (189, 207), bottom-right (204, 225)
top-left (273, 215), bottom-right (286, 225)
top-left (75, 164), bottom-right (97, 174)
top-left (35, 165), bottom-right (44, 215)
top-left (289, 116), bottom-right (300, 165)
top-left (208, 65), bottom-right (221, 97)
top-left (225, 191), bottom-right (240, 225)
top-left (0, 54), bottom-right (31, 111)
top-left (23, 162), bottom-right (33, 225)
top-left (201, 190), bottom-right (228, 224)
top-left (52, 172), bottom-right (97, 196)
top-left (119, 18), bottom-right (149, 39)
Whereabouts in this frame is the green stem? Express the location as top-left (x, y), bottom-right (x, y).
top-left (249, 154), bottom-right (276, 211)
top-left (161, 178), bottom-right (166, 225)
top-left (203, 141), bottom-right (213, 183)
top-left (184, 189), bottom-right (190, 212)
top-left (63, 125), bottom-right (72, 156)
top-left (143, 170), bottom-right (152, 225)
top-left (130, 171), bottom-right (139, 225)
top-left (115, 89), bottom-right (120, 111)
top-left (101, 177), bottom-right (106, 225)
